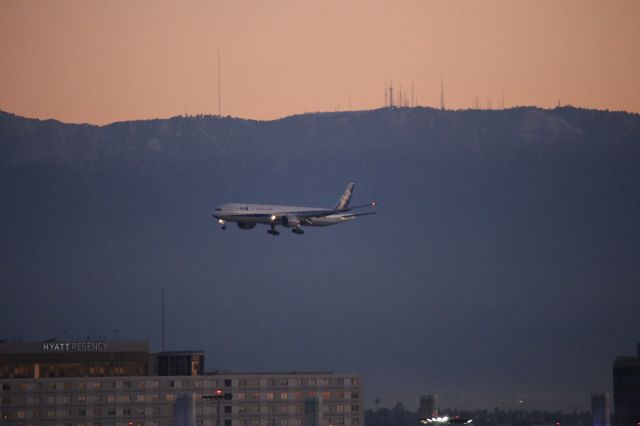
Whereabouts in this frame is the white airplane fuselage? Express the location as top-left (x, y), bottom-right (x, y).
top-left (213, 203), bottom-right (356, 227)
top-left (211, 183), bottom-right (374, 235)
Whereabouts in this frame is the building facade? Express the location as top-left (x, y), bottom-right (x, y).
top-left (0, 342), bottom-right (363, 426)
top-left (613, 344), bottom-right (640, 426)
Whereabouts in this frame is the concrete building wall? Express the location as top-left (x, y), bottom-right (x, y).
top-left (0, 373), bottom-right (363, 426)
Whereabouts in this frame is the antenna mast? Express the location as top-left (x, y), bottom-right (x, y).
top-left (218, 52), bottom-right (221, 116)
top-left (440, 76), bottom-right (445, 111)
top-left (162, 288), bottom-right (165, 351)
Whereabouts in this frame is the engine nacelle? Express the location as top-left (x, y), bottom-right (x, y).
top-left (237, 222), bottom-right (256, 230)
top-left (281, 215), bottom-right (301, 228)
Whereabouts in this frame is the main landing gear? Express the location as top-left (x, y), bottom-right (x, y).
top-left (267, 225), bottom-right (280, 236)
top-left (292, 227), bottom-right (304, 235)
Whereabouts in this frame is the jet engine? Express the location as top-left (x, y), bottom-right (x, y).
top-left (236, 222), bottom-right (256, 230)
top-left (281, 215), bottom-right (301, 228)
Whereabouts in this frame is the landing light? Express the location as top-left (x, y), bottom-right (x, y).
top-left (270, 215), bottom-right (277, 221)
top-left (218, 219), bottom-right (225, 224)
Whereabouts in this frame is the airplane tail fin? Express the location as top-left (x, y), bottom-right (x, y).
top-left (334, 183), bottom-right (355, 210)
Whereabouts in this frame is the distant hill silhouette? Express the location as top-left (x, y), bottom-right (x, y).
top-left (1, 107), bottom-right (639, 411)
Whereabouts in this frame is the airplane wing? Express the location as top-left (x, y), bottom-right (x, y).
top-left (291, 201), bottom-right (377, 220)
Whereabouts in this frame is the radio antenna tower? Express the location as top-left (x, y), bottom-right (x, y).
top-left (385, 82), bottom-right (388, 107)
top-left (440, 76), bottom-right (445, 111)
top-left (162, 288), bottom-right (165, 351)
top-left (217, 52), bottom-right (221, 116)
top-left (389, 81), bottom-right (394, 108)
top-left (411, 81), bottom-right (415, 107)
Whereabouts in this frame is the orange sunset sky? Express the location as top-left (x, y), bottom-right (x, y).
top-left (1, 0), bottom-right (639, 125)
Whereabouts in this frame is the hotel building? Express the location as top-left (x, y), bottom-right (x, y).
top-left (0, 341), bottom-right (363, 426)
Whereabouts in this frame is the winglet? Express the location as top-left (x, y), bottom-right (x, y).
top-left (334, 183), bottom-right (355, 210)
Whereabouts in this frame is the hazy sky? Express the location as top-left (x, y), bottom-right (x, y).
top-left (1, 0), bottom-right (639, 124)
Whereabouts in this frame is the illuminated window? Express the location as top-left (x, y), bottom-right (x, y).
top-left (294, 392), bottom-right (303, 400)
top-left (279, 419), bottom-right (288, 426)
top-left (280, 392), bottom-right (288, 400)
top-left (107, 395), bottom-right (115, 403)
top-left (235, 392), bottom-right (245, 400)
top-left (322, 392), bottom-right (331, 400)
top-left (137, 394), bottom-right (145, 402)
top-left (47, 410), bottom-right (55, 418)
top-left (17, 411), bottom-right (25, 418)
top-left (136, 407), bottom-right (144, 415)
top-left (266, 392), bottom-right (274, 400)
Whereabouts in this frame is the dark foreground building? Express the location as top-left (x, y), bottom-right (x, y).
top-left (0, 340), bottom-right (363, 426)
top-left (613, 343), bottom-right (640, 426)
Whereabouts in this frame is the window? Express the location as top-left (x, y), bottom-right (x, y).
top-left (94, 408), bottom-right (102, 416)
top-left (2, 384), bottom-right (10, 391)
top-left (280, 392), bottom-right (288, 400)
top-left (136, 407), bottom-right (144, 415)
top-left (78, 395), bottom-right (86, 403)
top-left (224, 379), bottom-right (232, 387)
top-left (107, 395), bottom-right (115, 403)
top-left (152, 407), bottom-right (161, 415)
top-left (279, 420), bottom-right (288, 426)
top-left (235, 392), bottom-right (245, 400)
top-left (124, 381), bottom-right (132, 389)
top-left (48, 382), bottom-right (56, 390)
top-left (266, 392), bottom-right (275, 400)
top-left (137, 394), bottom-right (145, 402)
top-left (123, 408), bottom-right (131, 416)
top-left (224, 420), bottom-right (232, 426)
top-left (79, 409), bottom-right (87, 417)
top-left (224, 406), bottom-right (232, 414)
top-left (107, 409), bottom-right (116, 416)
top-left (351, 405), bottom-right (359, 412)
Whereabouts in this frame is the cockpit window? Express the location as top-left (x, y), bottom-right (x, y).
top-left (215, 208), bottom-right (222, 211)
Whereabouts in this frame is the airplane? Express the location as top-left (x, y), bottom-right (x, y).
top-left (212, 183), bottom-right (375, 236)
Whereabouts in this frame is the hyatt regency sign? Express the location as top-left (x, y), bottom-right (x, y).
top-left (42, 342), bottom-right (109, 352)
